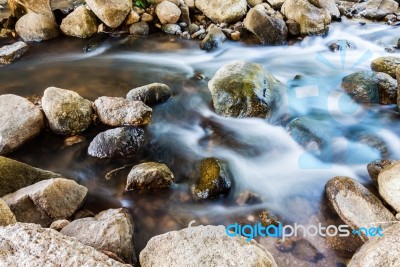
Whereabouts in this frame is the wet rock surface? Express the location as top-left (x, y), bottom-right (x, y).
top-left (199, 25), bottom-right (226, 51)
top-left (61, 208), bottom-right (135, 264)
top-left (377, 161), bottom-right (400, 213)
top-left (2, 178), bottom-right (88, 227)
top-left (126, 162), bottom-right (174, 191)
top-left (367, 159), bottom-right (397, 186)
top-left (0, 94), bottom-right (44, 155)
top-left (126, 83), bottom-right (172, 105)
top-left (140, 225), bottom-right (277, 267)
top-left (8, 0), bottom-right (54, 19)
top-left (195, 0), bottom-right (247, 23)
top-left (129, 21), bottom-right (150, 35)
top-left (15, 13), bottom-right (59, 42)
top-left (371, 56), bottom-right (400, 79)
top-left (86, 0), bottom-right (131, 28)
top-left (60, 5), bottom-right (98, 38)
top-left (0, 223), bottom-right (130, 266)
top-left (0, 41), bottom-right (28, 65)
top-left (0, 198), bottom-right (16, 226)
top-left (88, 127), bottom-right (146, 159)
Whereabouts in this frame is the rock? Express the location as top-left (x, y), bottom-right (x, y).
top-left (367, 159), bottom-right (396, 186)
top-left (42, 87), bottom-right (93, 135)
top-left (126, 83), bottom-right (172, 105)
top-left (7, 0), bottom-right (53, 19)
top-left (286, 19), bottom-right (300, 36)
top-left (0, 198), bottom-right (16, 226)
top-left (86, 0), bottom-right (131, 28)
top-left (281, 0), bottom-right (331, 35)
top-left (188, 23), bottom-right (199, 34)
top-left (0, 95), bottom-right (44, 155)
top-left (328, 40), bottom-right (355, 52)
top-left (247, 0), bottom-right (263, 7)
top-left (15, 13), bottom-right (59, 42)
top-left (199, 25), bottom-right (226, 51)
top-left (195, 0), bottom-right (247, 23)
top-left (208, 61), bottom-right (284, 118)
top-left (266, 0), bottom-right (285, 9)
top-left (184, 0), bottom-right (195, 8)
top-left (193, 157), bottom-right (232, 199)
top-left (325, 231), bottom-right (364, 258)
top-left (325, 176), bottom-right (396, 241)
top-left (161, 23), bottom-right (182, 34)
top-left (377, 161), bottom-right (400, 213)
top-left (0, 223), bottom-right (130, 266)
top-left (156, 1), bottom-right (181, 24)
top-left (292, 239), bottom-right (322, 263)
top-left (236, 190), bottom-right (262, 206)
top-left (371, 56), bottom-right (400, 78)
top-left (0, 157), bottom-right (62, 197)
top-left (0, 41), bottom-right (28, 65)
top-left (140, 225), bottom-right (277, 267)
top-left (180, 3), bottom-right (191, 25)
top-left (126, 162), bottom-right (174, 191)
top-left (93, 96), bottom-right (152, 127)
top-left (2, 178), bottom-right (88, 227)
top-left (310, 0), bottom-right (340, 19)
top-left (50, 219), bottom-right (70, 231)
top-left (60, 6), bottom-right (98, 38)
top-left (129, 21), bottom-right (149, 35)
top-left (341, 70), bottom-right (398, 105)
top-left (348, 222), bottom-right (400, 267)
top-left (243, 5), bottom-right (288, 45)
top-left (125, 11), bottom-right (140, 25)
top-left (397, 67), bottom-right (400, 108)
top-left (141, 13), bottom-right (154, 22)
top-left (364, 0), bottom-right (399, 19)
top-left (61, 208), bottom-right (135, 264)
top-left (88, 127), bottom-right (146, 159)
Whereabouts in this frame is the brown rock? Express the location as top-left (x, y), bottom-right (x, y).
top-left (50, 219), bottom-right (70, 231)
top-left (156, 1), bottom-right (181, 24)
top-left (15, 13), bottom-right (59, 42)
top-left (60, 6), bottom-right (98, 38)
top-left (126, 162), bottom-right (174, 191)
top-left (0, 198), bottom-right (16, 226)
top-left (7, 0), bottom-right (54, 19)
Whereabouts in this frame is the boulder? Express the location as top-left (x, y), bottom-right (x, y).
top-left (243, 5), bottom-right (288, 45)
top-left (247, 0), bottom-right (263, 7)
top-left (266, 0), bottom-right (285, 9)
top-left (7, 0), bottom-right (54, 19)
top-left (364, 0), bottom-right (399, 19)
top-left (93, 97), bottom-right (152, 127)
top-left (325, 176), bottom-right (396, 241)
top-left (129, 21), bottom-right (150, 35)
top-left (140, 225), bottom-right (277, 267)
top-left (86, 0), bottom-right (131, 28)
top-left (367, 159), bottom-right (396, 186)
top-left (126, 83), bottom-right (172, 105)
top-left (195, 0), bottom-right (247, 23)
top-left (50, 219), bottom-right (70, 231)
top-left (88, 127), bottom-right (146, 159)
top-left (377, 161), bottom-right (400, 213)
top-left (3, 178), bottom-right (87, 227)
top-left (61, 208), bottom-right (135, 264)
top-left (42, 87), bottom-right (93, 135)
top-left (0, 156), bottom-right (62, 197)
top-left (0, 94), bottom-right (44, 155)
top-left (60, 6), bottom-right (98, 38)
top-left (371, 56), bottom-right (400, 79)
top-left (0, 223), bottom-right (130, 266)
top-left (126, 162), bottom-right (174, 191)
top-left (309, 0), bottom-right (340, 19)
top-left (199, 25), bottom-right (226, 51)
top-left (0, 198), bottom-right (16, 226)
top-left (208, 61), bottom-right (284, 118)
top-left (0, 41), bottom-right (28, 65)
top-left (156, 1), bottom-right (181, 24)
top-left (281, 0), bottom-right (331, 35)
top-left (15, 13), bottom-right (59, 42)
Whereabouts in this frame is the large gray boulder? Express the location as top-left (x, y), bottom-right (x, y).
top-left (377, 161), bottom-right (400, 213)
top-left (0, 223), bottom-right (130, 266)
top-left (3, 178), bottom-right (88, 227)
top-left (60, 6), bottom-right (98, 38)
top-left (325, 176), bottom-right (396, 241)
top-left (0, 157), bottom-right (62, 197)
top-left (42, 87), bottom-right (93, 135)
top-left (155, 1), bottom-right (181, 24)
top-left (140, 225), bottom-right (277, 267)
top-left (0, 41), bottom-right (28, 65)
top-left (7, 0), bottom-right (54, 19)
top-left (364, 0), bottom-right (399, 19)
top-left (0, 94), bottom-right (44, 155)
top-left (126, 162), bottom-right (174, 191)
top-left (15, 13), bottom-right (59, 42)
top-left (281, 0), bottom-right (331, 35)
top-left (61, 208), bottom-right (135, 264)
top-left (0, 198), bottom-right (16, 226)
top-left (195, 0), bottom-right (247, 23)
top-left (86, 0), bottom-right (131, 28)
top-left (208, 61), bottom-right (284, 118)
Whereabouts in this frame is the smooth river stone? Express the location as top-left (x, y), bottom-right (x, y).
top-left (378, 161), bottom-right (400, 213)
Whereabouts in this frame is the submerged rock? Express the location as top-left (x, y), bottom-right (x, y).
top-left (156, 1), bottom-right (181, 24)
top-left (364, 0), bottom-right (399, 19)
top-left (193, 157), bottom-right (232, 199)
top-left (199, 25), bottom-right (226, 51)
top-left (367, 159), bottom-right (396, 186)
top-left (126, 162), bottom-right (174, 191)
top-left (15, 13), bottom-right (59, 42)
top-left (8, 0), bottom-right (54, 19)
top-left (0, 223), bottom-right (130, 266)
top-left (61, 208), bottom-right (135, 264)
top-left (377, 161), bottom-right (400, 213)
top-left (60, 6), bottom-right (98, 38)
top-left (0, 157), bottom-right (62, 197)
top-left (86, 0), bottom-right (131, 28)
top-left (0, 198), bottom-right (16, 226)
top-left (88, 127), bottom-right (146, 159)
top-left (93, 96), bottom-right (152, 127)
top-left (126, 83), bottom-right (172, 105)
top-left (325, 176), bottom-right (395, 241)
top-left (208, 61), bottom-right (284, 118)
top-left (0, 41), bottom-right (28, 65)
top-left (195, 0), bottom-right (247, 23)
top-left (2, 178), bottom-right (88, 227)
top-left (371, 56), bottom-right (400, 79)
top-left (42, 87), bottom-right (93, 135)
top-left (0, 94), bottom-right (44, 155)
top-left (140, 225), bottom-right (277, 267)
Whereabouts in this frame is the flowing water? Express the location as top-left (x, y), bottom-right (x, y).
top-left (1, 19), bottom-right (399, 266)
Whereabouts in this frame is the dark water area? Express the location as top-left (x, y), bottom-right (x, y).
top-left (1, 20), bottom-right (400, 266)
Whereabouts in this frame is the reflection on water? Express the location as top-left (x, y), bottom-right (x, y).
top-left (1, 19), bottom-right (399, 265)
